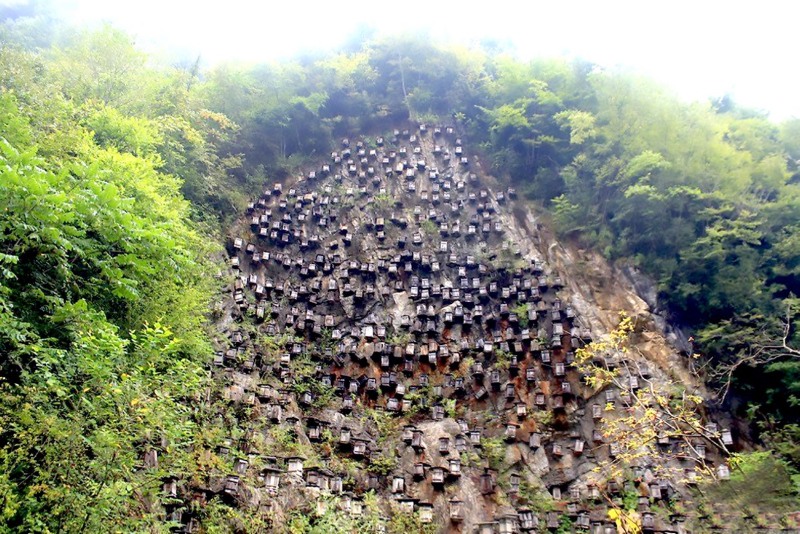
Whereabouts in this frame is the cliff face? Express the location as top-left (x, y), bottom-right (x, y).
top-left (212, 123), bottom-right (734, 533)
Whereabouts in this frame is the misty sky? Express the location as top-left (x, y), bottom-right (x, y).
top-left (4, 0), bottom-right (799, 120)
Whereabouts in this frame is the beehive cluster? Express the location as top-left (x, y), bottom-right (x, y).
top-left (159, 124), bottom-right (737, 533)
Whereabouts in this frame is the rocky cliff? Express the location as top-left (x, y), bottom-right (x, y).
top-left (206, 123), bottom-right (740, 533)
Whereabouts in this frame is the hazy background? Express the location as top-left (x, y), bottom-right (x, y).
top-left (2, 0), bottom-right (797, 120)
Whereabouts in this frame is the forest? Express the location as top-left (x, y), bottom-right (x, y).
top-left (1, 16), bottom-right (799, 533)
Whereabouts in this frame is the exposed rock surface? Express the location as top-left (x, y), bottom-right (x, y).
top-left (199, 124), bottom-right (737, 533)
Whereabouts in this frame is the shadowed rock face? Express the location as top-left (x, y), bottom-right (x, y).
top-left (207, 123), bottom-right (730, 532)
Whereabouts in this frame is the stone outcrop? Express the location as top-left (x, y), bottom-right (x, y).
top-left (171, 124), bottom-right (738, 533)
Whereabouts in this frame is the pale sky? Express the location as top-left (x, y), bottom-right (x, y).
top-left (5, 0), bottom-right (800, 120)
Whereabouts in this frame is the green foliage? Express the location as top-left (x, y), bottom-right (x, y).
top-left (363, 406), bottom-right (399, 445)
top-left (283, 496), bottom-right (391, 534)
top-left (85, 104), bottom-right (163, 156)
top-left (420, 219), bottom-right (438, 236)
top-left (496, 243), bottom-right (527, 271)
top-left (551, 194), bottom-right (585, 234)
top-left (386, 330), bottom-right (411, 346)
top-left (494, 350), bottom-right (512, 370)
top-left (460, 450), bottom-right (482, 468)
top-left (290, 351), bottom-right (335, 408)
top-left (266, 426), bottom-right (320, 466)
top-left (517, 478), bottom-right (554, 513)
top-left (554, 109), bottom-right (597, 144)
top-left (695, 451), bottom-right (800, 530)
top-left (532, 409), bottom-right (554, 428)
top-left (443, 398), bottom-right (457, 418)
top-left (0, 31), bottom-right (221, 532)
top-left (764, 423), bottom-right (800, 468)
top-left (512, 303), bottom-right (530, 328)
top-left (622, 488), bottom-right (639, 511)
top-left (386, 511), bottom-right (437, 534)
top-left (197, 497), bottom-right (272, 534)
top-left (50, 25), bottom-right (147, 108)
top-left (287, 510), bottom-right (313, 533)
top-left (712, 452), bottom-right (799, 510)
top-left (372, 192), bottom-right (393, 211)
top-left (555, 514), bottom-right (575, 534)
top-left (368, 454), bottom-right (398, 476)
top-left (481, 436), bottom-right (507, 470)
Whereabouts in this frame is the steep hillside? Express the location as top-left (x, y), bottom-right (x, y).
top-left (201, 123), bottom-right (762, 533)
top-left (4, 23), bottom-right (800, 533)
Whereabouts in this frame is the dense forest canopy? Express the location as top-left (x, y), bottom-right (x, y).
top-left (0, 18), bottom-right (799, 532)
